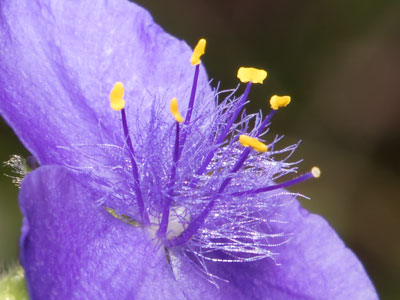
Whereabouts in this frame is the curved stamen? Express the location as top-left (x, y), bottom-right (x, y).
top-left (157, 98), bottom-right (184, 238)
top-left (179, 64), bottom-right (200, 158)
top-left (179, 39), bottom-right (206, 158)
top-left (121, 108), bottom-right (148, 224)
top-left (110, 82), bottom-right (148, 224)
top-left (157, 120), bottom-right (181, 237)
top-left (184, 64), bottom-right (200, 126)
top-left (257, 109), bottom-right (276, 136)
top-left (232, 167), bottom-right (321, 197)
top-left (159, 39), bottom-right (206, 238)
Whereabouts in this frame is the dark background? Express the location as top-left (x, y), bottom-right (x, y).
top-left (1, 0), bottom-right (399, 298)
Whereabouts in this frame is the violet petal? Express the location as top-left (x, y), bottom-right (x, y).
top-left (173, 196), bottom-right (378, 300)
top-left (0, 0), bottom-right (210, 166)
top-left (19, 165), bottom-right (187, 300)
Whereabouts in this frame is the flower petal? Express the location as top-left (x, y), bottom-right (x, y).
top-left (19, 165), bottom-right (187, 300)
top-left (0, 0), bottom-right (210, 165)
top-left (260, 200), bottom-right (378, 299)
top-left (173, 197), bottom-right (378, 300)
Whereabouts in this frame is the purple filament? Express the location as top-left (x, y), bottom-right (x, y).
top-left (157, 121), bottom-right (181, 237)
top-left (178, 64), bottom-right (200, 159)
top-left (218, 147), bottom-right (251, 193)
top-left (232, 171), bottom-right (314, 197)
top-left (121, 108), bottom-right (148, 224)
top-left (257, 109), bottom-right (276, 136)
top-left (158, 65), bottom-right (200, 238)
top-left (184, 65), bottom-right (200, 127)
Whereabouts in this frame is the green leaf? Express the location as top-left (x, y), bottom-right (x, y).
top-left (0, 264), bottom-right (28, 300)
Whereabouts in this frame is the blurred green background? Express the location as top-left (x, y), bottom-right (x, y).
top-left (1, 0), bottom-right (399, 298)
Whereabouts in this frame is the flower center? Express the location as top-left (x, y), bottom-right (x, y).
top-left (147, 206), bottom-right (190, 240)
top-left (107, 38), bottom-right (320, 254)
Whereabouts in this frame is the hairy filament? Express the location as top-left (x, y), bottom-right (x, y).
top-left (179, 64), bottom-right (200, 158)
top-left (121, 108), bottom-right (148, 224)
top-left (232, 168), bottom-right (320, 197)
top-left (157, 120), bottom-right (181, 237)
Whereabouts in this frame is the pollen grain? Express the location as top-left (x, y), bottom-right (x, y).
top-left (311, 167), bottom-right (321, 178)
top-left (190, 38), bottom-right (206, 65)
top-left (110, 82), bottom-right (125, 111)
top-left (270, 95), bottom-right (291, 110)
top-left (239, 135), bottom-right (268, 153)
top-left (237, 67), bottom-right (267, 84)
top-left (170, 98), bottom-right (183, 123)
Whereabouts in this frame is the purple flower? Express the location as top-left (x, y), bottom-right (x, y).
top-left (0, 0), bottom-right (377, 299)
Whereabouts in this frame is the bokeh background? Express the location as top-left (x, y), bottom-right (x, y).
top-left (1, 0), bottom-right (399, 298)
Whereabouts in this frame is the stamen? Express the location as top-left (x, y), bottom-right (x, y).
top-left (170, 98), bottom-right (183, 123)
top-left (161, 39), bottom-right (207, 236)
top-left (232, 167), bottom-right (321, 197)
top-left (270, 95), bottom-right (291, 110)
top-left (190, 38), bottom-right (206, 66)
top-left (256, 94), bottom-right (291, 135)
top-left (157, 194), bottom-right (175, 238)
top-left (237, 67), bottom-right (268, 84)
top-left (239, 135), bottom-right (268, 153)
top-left (109, 82), bottom-right (125, 111)
top-left (158, 101), bottom-right (183, 237)
top-left (183, 65), bottom-right (200, 127)
top-left (110, 82), bottom-right (148, 224)
top-left (179, 40), bottom-right (206, 157)
top-left (257, 110), bottom-right (276, 135)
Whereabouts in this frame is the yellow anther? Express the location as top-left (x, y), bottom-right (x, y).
top-left (170, 98), bottom-right (183, 123)
top-left (270, 95), bottom-right (291, 110)
top-left (110, 82), bottom-right (125, 111)
top-left (239, 135), bottom-right (268, 153)
top-left (190, 38), bottom-right (206, 65)
top-left (311, 167), bottom-right (321, 178)
top-left (237, 67), bottom-right (267, 84)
